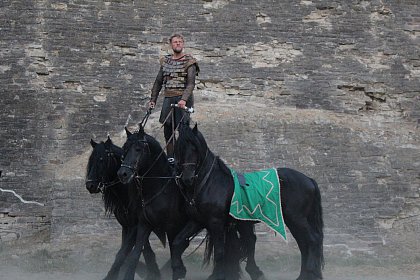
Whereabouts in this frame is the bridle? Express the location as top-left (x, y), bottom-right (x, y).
top-left (176, 146), bottom-right (217, 206)
top-left (120, 137), bottom-right (174, 208)
top-left (120, 138), bottom-right (173, 180)
top-left (86, 149), bottom-right (121, 194)
top-left (177, 148), bottom-right (209, 184)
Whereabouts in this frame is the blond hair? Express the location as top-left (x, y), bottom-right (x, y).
top-left (169, 33), bottom-right (184, 43)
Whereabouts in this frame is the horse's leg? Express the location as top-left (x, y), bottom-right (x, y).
top-left (237, 222), bottom-right (266, 280)
top-left (207, 221), bottom-right (227, 280)
top-left (218, 224), bottom-right (241, 280)
top-left (120, 223), bottom-right (152, 280)
top-left (170, 220), bottom-right (203, 280)
top-left (143, 239), bottom-right (161, 280)
top-left (103, 226), bottom-right (137, 280)
top-left (282, 174), bottom-right (324, 280)
top-left (286, 216), bottom-right (322, 280)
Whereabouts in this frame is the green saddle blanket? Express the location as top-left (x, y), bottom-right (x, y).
top-left (229, 168), bottom-right (286, 240)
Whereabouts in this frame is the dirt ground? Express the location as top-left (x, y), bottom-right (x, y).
top-left (0, 237), bottom-right (419, 280)
top-left (1, 262), bottom-right (419, 280)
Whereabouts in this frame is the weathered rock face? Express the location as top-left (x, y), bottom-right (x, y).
top-left (0, 0), bottom-right (418, 262)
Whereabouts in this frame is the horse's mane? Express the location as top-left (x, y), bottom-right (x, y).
top-left (177, 125), bottom-right (232, 177)
top-left (176, 124), bottom-right (208, 161)
top-left (145, 133), bottom-right (167, 158)
top-left (87, 139), bottom-right (127, 217)
top-left (124, 129), bottom-right (167, 159)
top-left (102, 140), bottom-right (127, 216)
top-left (86, 142), bottom-right (105, 176)
top-left (86, 139), bottom-right (123, 176)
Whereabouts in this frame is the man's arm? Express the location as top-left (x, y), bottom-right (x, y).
top-left (180, 64), bottom-right (197, 102)
top-left (150, 67), bottom-right (164, 107)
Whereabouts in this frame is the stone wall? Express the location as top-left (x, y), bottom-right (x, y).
top-left (0, 0), bottom-right (419, 262)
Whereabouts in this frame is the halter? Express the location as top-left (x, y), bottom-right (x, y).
top-left (86, 178), bottom-right (121, 194)
top-left (121, 106), bottom-right (189, 209)
top-left (120, 136), bottom-right (176, 228)
top-left (121, 138), bottom-right (173, 180)
top-left (86, 148), bottom-right (122, 193)
top-left (176, 147), bottom-right (217, 206)
top-left (178, 148), bottom-right (209, 183)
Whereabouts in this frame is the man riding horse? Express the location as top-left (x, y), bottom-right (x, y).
top-left (148, 33), bottom-right (199, 164)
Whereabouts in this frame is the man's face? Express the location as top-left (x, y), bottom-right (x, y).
top-left (171, 37), bottom-right (184, 54)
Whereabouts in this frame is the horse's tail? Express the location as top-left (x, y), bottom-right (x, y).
top-left (309, 178), bottom-right (325, 274)
top-left (203, 232), bottom-right (213, 267)
top-left (224, 224), bottom-right (242, 279)
top-left (203, 224), bottom-right (242, 280)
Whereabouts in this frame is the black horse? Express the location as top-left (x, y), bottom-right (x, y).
top-left (174, 124), bottom-right (324, 280)
top-left (85, 137), bottom-right (164, 280)
top-left (117, 126), bottom-right (245, 280)
top-left (116, 127), bottom-right (192, 280)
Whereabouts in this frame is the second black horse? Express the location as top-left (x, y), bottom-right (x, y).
top-left (173, 124), bottom-right (324, 280)
top-left (86, 137), bottom-right (164, 280)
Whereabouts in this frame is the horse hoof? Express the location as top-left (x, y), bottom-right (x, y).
top-left (146, 274), bottom-right (161, 280)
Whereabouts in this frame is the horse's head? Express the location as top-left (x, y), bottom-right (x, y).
top-left (86, 137), bottom-right (121, 193)
top-left (175, 124), bottom-right (208, 187)
top-left (118, 125), bottom-right (151, 184)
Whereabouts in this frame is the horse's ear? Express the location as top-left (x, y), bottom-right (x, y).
top-left (192, 123), bottom-right (198, 135)
top-left (106, 135), bottom-right (112, 144)
top-left (90, 139), bottom-right (97, 148)
top-left (125, 127), bottom-right (132, 137)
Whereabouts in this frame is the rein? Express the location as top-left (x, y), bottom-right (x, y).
top-left (134, 108), bottom-right (187, 180)
top-left (135, 176), bottom-right (173, 207)
top-left (121, 108), bottom-right (186, 205)
top-left (140, 108), bottom-right (152, 127)
top-left (120, 107), bottom-right (189, 224)
top-left (98, 179), bottom-right (121, 193)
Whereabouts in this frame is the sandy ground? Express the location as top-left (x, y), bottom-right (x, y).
top-left (1, 264), bottom-right (419, 280)
top-left (1, 237), bottom-right (419, 280)
top-left (1, 252), bottom-right (419, 280)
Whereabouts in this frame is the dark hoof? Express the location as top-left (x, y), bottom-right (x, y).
top-left (296, 271), bottom-right (322, 280)
top-left (207, 274), bottom-right (226, 280)
top-left (248, 270), bottom-right (265, 280)
top-left (172, 268), bottom-right (186, 280)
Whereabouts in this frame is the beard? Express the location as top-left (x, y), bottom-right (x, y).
top-left (173, 47), bottom-right (183, 54)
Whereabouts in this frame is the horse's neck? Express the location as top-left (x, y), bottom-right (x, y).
top-left (193, 152), bottom-right (232, 195)
top-left (197, 150), bottom-right (216, 179)
top-left (139, 155), bottom-right (173, 197)
top-left (147, 151), bottom-right (172, 177)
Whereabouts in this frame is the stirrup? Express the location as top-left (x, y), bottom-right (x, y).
top-left (168, 157), bottom-right (175, 165)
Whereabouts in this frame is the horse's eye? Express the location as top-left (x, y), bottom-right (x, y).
top-left (99, 157), bottom-right (103, 161)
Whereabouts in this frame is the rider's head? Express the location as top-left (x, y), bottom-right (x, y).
top-left (169, 33), bottom-right (184, 54)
